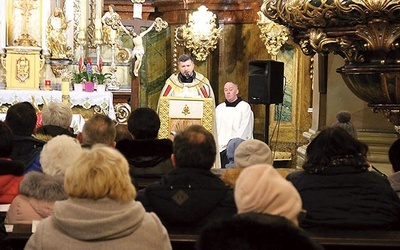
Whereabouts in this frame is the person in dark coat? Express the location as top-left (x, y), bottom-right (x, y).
top-left (136, 125), bottom-right (236, 227)
top-left (196, 212), bottom-right (323, 250)
top-left (287, 126), bottom-right (400, 229)
top-left (388, 139), bottom-right (400, 199)
top-left (116, 108), bottom-right (173, 178)
top-left (0, 121), bottom-right (25, 204)
top-left (5, 102), bottom-right (45, 173)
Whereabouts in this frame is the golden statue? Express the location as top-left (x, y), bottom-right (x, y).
top-left (46, 7), bottom-right (71, 59)
top-left (101, 4), bottom-right (130, 45)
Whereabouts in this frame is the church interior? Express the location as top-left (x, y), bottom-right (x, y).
top-left (0, 0), bottom-right (399, 176)
top-left (0, 0), bottom-right (400, 249)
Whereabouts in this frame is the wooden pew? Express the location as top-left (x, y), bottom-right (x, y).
top-left (6, 223), bottom-right (400, 250)
top-left (168, 227), bottom-right (400, 250)
top-left (307, 229), bottom-right (400, 250)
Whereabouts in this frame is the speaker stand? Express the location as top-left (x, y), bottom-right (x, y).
top-left (264, 104), bottom-right (270, 145)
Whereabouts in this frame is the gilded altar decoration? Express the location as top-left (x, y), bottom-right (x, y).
top-left (257, 11), bottom-right (290, 56)
top-left (102, 5), bottom-right (130, 46)
top-left (114, 103), bottom-right (131, 124)
top-left (47, 7), bottom-right (72, 60)
top-left (16, 57), bottom-right (29, 82)
top-left (261, 0), bottom-right (400, 127)
top-left (175, 5), bottom-right (222, 61)
top-left (13, 0), bottom-right (40, 46)
top-left (182, 105), bottom-right (190, 115)
top-left (4, 47), bottom-right (42, 90)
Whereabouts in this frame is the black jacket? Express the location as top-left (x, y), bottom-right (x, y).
top-left (10, 135), bottom-right (45, 171)
top-left (35, 125), bottom-right (76, 139)
top-left (116, 139), bottom-right (173, 176)
top-left (287, 167), bottom-right (400, 229)
top-left (136, 168), bottom-right (237, 227)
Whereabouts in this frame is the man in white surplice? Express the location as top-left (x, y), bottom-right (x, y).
top-left (216, 82), bottom-right (254, 167)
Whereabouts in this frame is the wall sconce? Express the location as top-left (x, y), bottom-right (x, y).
top-left (175, 5), bottom-right (222, 61)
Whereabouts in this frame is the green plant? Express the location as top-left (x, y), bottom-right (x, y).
top-left (71, 72), bottom-right (84, 84)
top-left (94, 73), bottom-right (112, 85)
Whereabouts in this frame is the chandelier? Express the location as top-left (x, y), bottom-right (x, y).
top-left (175, 5), bottom-right (222, 61)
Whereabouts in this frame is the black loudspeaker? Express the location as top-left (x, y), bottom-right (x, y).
top-left (248, 60), bottom-right (284, 104)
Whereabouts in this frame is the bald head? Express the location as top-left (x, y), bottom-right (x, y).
top-left (224, 82), bottom-right (239, 103)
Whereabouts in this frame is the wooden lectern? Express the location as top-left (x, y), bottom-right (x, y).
top-left (158, 97), bottom-right (214, 139)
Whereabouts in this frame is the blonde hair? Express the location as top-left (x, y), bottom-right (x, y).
top-left (64, 145), bottom-right (136, 202)
top-left (40, 135), bottom-right (83, 176)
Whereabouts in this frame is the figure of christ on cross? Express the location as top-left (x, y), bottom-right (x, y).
top-left (122, 19), bottom-right (155, 77)
top-left (121, 19), bottom-right (154, 110)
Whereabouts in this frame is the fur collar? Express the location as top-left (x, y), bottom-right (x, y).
top-left (19, 172), bottom-right (67, 200)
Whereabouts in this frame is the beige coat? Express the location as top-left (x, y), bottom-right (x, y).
top-left (25, 198), bottom-right (172, 250)
top-left (5, 172), bottom-right (66, 224)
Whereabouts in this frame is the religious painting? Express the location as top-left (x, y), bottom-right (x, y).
top-left (275, 44), bottom-right (294, 122)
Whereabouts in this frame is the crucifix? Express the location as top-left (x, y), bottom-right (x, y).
top-left (121, 18), bottom-right (154, 111)
top-left (121, 16), bottom-right (168, 110)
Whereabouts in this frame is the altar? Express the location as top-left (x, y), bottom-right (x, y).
top-left (0, 90), bottom-right (116, 121)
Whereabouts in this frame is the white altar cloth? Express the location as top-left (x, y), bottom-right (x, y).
top-left (0, 90), bottom-right (116, 120)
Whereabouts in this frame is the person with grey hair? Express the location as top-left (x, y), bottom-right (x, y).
top-left (35, 102), bottom-right (75, 141)
top-left (6, 135), bottom-right (83, 224)
top-left (78, 114), bottom-right (116, 148)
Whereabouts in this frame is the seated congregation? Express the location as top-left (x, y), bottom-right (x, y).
top-left (1, 102), bottom-right (400, 249)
